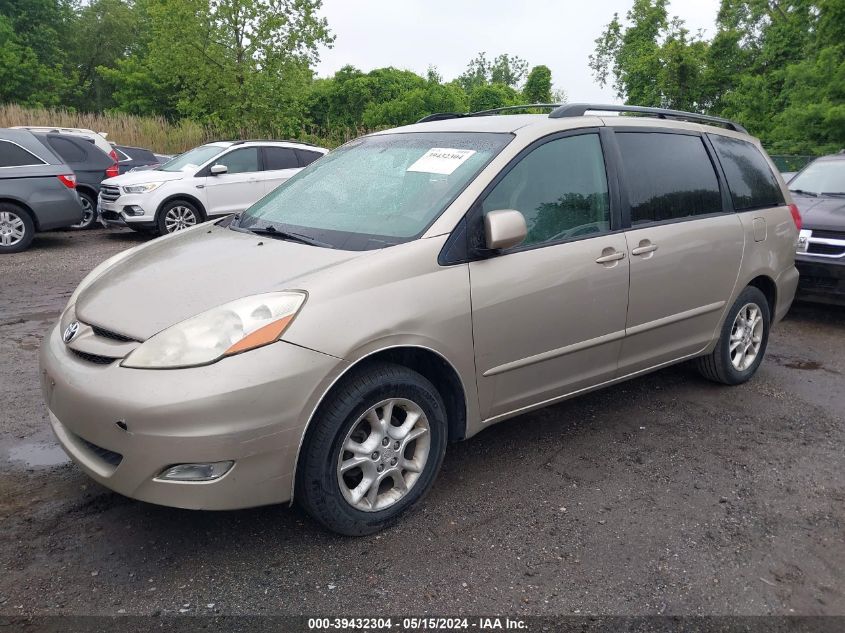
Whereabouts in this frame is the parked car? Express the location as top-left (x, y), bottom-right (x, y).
top-left (11, 126), bottom-right (118, 164)
top-left (113, 144), bottom-right (161, 174)
top-left (791, 150), bottom-right (845, 304)
top-left (40, 104), bottom-right (799, 534)
top-left (97, 140), bottom-right (327, 235)
top-left (153, 153), bottom-right (173, 164)
top-left (33, 132), bottom-right (119, 230)
top-left (0, 129), bottom-right (84, 253)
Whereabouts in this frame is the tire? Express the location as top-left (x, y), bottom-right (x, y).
top-left (697, 286), bottom-right (771, 385)
top-left (0, 203), bottom-right (35, 254)
top-left (156, 200), bottom-right (203, 235)
top-left (296, 362), bottom-right (448, 536)
top-left (70, 191), bottom-right (97, 230)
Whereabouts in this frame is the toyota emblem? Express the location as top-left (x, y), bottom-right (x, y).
top-left (63, 321), bottom-right (80, 343)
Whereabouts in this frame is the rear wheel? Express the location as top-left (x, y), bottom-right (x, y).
top-left (697, 286), bottom-right (771, 385)
top-left (157, 200), bottom-right (202, 235)
top-left (0, 203), bottom-right (35, 254)
top-left (296, 362), bottom-right (448, 536)
top-left (70, 191), bottom-right (97, 230)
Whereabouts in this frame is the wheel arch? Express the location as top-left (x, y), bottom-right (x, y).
top-left (156, 194), bottom-right (207, 222)
top-left (75, 184), bottom-right (98, 202)
top-left (0, 198), bottom-right (38, 230)
top-left (746, 274), bottom-right (777, 317)
top-left (290, 344), bottom-right (468, 503)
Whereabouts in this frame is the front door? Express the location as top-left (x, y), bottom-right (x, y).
top-left (203, 147), bottom-right (264, 216)
top-left (469, 131), bottom-right (630, 421)
top-left (612, 131), bottom-right (745, 375)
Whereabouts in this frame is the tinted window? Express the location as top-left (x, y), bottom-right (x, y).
top-left (617, 133), bottom-right (722, 224)
top-left (264, 147), bottom-right (298, 170)
top-left (483, 134), bottom-right (610, 247)
top-left (48, 136), bottom-right (87, 163)
top-left (709, 134), bottom-right (784, 210)
top-left (215, 147), bottom-right (259, 174)
top-left (296, 149), bottom-right (323, 166)
top-left (0, 140), bottom-right (44, 167)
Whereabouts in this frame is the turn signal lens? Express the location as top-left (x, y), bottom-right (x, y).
top-left (57, 174), bottom-right (77, 189)
top-left (788, 203), bottom-right (802, 231)
top-left (157, 461), bottom-right (234, 482)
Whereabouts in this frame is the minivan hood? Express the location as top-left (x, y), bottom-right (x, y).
top-left (793, 193), bottom-right (845, 232)
top-left (75, 225), bottom-right (366, 340)
top-left (102, 169), bottom-right (185, 187)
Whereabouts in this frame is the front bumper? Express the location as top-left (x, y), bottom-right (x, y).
top-left (98, 193), bottom-right (156, 228)
top-left (39, 321), bottom-right (343, 509)
top-left (795, 255), bottom-right (845, 305)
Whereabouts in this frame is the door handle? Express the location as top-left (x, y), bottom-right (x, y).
top-left (595, 250), bottom-right (626, 264)
top-left (632, 242), bottom-right (658, 256)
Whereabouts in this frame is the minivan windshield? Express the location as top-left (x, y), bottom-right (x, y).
top-left (237, 132), bottom-right (512, 250)
top-left (789, 159), bottom-right (845, 196)
top-left (159, 145), bottom-right (226, 172)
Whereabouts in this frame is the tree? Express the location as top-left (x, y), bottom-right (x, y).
top-left (457, 51), bottom-right (529, 92)
top-left (523, 65), bottom-right (552, 103)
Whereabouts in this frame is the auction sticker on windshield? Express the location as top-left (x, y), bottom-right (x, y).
top-left (407, 148), bottom-right (476, 175)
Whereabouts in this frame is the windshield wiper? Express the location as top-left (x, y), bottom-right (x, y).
top-left (247, 224), bottom-right (334, 248)
top-left (820, 192), bottom-right (845, 197)
top-left (789, 189), bottom-right (819, 197)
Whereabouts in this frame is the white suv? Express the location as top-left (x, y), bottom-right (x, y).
top-left (97, 140), bottom-right (328, 235)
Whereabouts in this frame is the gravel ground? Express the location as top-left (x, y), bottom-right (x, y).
top-left (0, 228), bottom-right (843, 617)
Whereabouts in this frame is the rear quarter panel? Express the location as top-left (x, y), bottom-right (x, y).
top-left (0, 174), bottom-right (84, 230)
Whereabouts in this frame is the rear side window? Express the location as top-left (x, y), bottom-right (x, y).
top-left (296, 149), bottom-right (323, 167)
top-left (482, 133), bottom-right (610, 247)
top-left (616, 132), bottom-right (722, 224)
top-left (264, 147), bottom-right (298, 170)
top-left (708, 134), bottom-right (784, 210)
top-left (0, 140), bottom-right (45, 167)
top-left (48, 136), bottom-right (88, 163)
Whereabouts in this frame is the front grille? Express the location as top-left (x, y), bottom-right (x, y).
top-left (69, 349), bottom-right (118, 365)
top-left (808, 242), bottom-right (845, 256)
top-left (100, 210), bottom-right (121, 221)
top-left (99, 185), bottom-right (121, 202)
top-left (91, 325), bottom-right (136, 343)
top-left (77, 436), bottom-right (123, 467)
top-left (810, 229), bottom-right (845, 240)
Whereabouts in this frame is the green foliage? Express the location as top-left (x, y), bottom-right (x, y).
top-left (591, 0), bottom-right (845, 155)
top-left (523, 65), bottom-right (553, 103)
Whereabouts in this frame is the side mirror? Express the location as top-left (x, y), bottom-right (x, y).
top-left (210, 164), bottom-right (228, 175)
top-left (484, 209), bottom-right (527, 250)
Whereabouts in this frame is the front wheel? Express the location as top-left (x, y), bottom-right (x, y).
top-left (697, 286), bottom-right (771, 385)
top-left (70, 191), bottom-right (97, 230)
top-left (296, 363), bottom-right (448, 536)
top-left (157, 200), bottom-right (202, 235)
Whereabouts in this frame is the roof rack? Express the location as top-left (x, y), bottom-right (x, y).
top-left (548, 103), bottom-right (748, 133)
top-left (416, 103), bottom-right (562, 124)
top-left (226, 138), bottom-right (322, 148)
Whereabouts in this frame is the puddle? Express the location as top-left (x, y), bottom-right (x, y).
top-left (7, 443), bottom-right (70, 468)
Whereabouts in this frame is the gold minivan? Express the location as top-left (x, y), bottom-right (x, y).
top-left (39, 104), bottom-right (800, 535)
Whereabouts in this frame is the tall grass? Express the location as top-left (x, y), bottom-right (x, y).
top-left (0, 104), bottom-right (215, 154)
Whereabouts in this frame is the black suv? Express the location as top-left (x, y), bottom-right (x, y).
top-left (791, 151), bottom-right (845, 305)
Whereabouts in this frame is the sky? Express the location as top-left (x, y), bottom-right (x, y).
top-left (315, 0), bottom-right (721, 103)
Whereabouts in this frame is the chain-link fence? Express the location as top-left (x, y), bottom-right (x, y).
top-left (769, 154), bottom-right (816, 174)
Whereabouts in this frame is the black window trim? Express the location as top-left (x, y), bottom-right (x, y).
top-left (607, 126), bottom-right (732, 230)
top-left (439, 127), bottom-right (622, 265)
top-left (0, 139), bottom-right (48, 169)
top-left (705, 132), bottom-right (786, 213)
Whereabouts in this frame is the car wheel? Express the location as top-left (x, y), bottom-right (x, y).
top-left (0, 204), bottom-right (35, 254)
top-left (70, 192), bottom-right (97, 230)
top-left (296, 362), bottom-right (448, 536)
top-left (697, 286), bottom-right (771, 385)
top-left (157, 200), bottom-right (202, 235)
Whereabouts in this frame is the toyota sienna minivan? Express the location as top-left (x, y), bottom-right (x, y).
top-left (39, 104), bottom-right (800, 535)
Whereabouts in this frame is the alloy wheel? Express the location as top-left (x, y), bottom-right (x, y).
top-left (0, 210), bottom-right (26, 247)
top-left (337, 398), bottom-right (431, 512)
top-left (164, 205), bottom-right (197, 233)
top-left (729, 302), bottom-right (764, 371)
top-left (71, 197), bottom-right (94, 229)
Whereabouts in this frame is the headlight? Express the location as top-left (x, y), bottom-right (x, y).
top-left (122, 292), bottom-right (307, 369)
top-left (123, 182), bottom-right (162, 194)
